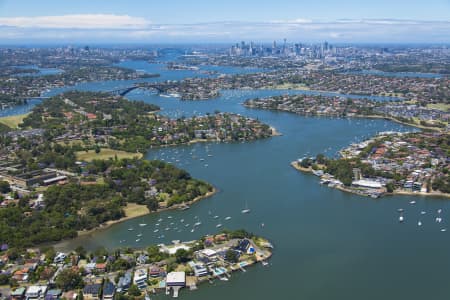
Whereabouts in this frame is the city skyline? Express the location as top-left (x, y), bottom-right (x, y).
top-left (0, 0), bottom-right (449, 43)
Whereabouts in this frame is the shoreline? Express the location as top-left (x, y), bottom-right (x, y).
top-left (76, 187), bottom-right (218, 238)
top-left (290, 161), bottom-right (450, 199)
top-left (244, 103), bottom-right (444, 132)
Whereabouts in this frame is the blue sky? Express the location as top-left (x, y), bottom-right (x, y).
top-left (0, 0), bottom-right (449, 43)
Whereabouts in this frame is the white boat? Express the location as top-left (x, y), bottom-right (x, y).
top-left (128, 228), bottom-right (134, 231)
top-left (213, 215), bottom-right (219, 219)
top-left (165, 227), bottom-right (170, 231)
top-left (167, 216), bottom-right (173, 219)
top-left (194, 221), bottom-right (202, 226)
top-left (409, 200), bottom-right (416, 204)
top-left (242, 200), bottom-right (250, 214)
top-left (136, 239), bottom-right (141, 242)
top-left (154, 229), bottom-right (159, 233)
top-left (441, 228), bottom-right (447, 232)
top-left (399, 215), bottom-right (404, 222)
top-left (191, 229), bottom-right (195, 233)
top-left (185, 224), bottom-right (190, 227)
top-left (418, 221), bottom-right (422, 226)
top-left (225, 216), bottom-right (232, 220)
top-left (158, 218), bottom-right (163, 222)
top-left (420, 211), bottom-right (426, 215)
top-left (216, 224), bottom-right (222, 228)
top-left (261, 261), bottom-right (269, 266)
top-left (219, 277), bottom-right (229, 281)
top-left (436, 217), bottom-right (442, 223)
top-left (139, 223), bottom-right (147, 227)
top-left (137, 233), bottom-right (143, 237)
top-left (180, 219), bottom-right (184, 223)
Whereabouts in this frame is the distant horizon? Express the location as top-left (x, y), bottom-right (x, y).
top-left (1, 41), bottom-right (450, 47)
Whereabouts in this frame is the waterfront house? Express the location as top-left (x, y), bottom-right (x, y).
top-left (166, 272), bottom-right (186, 298)
top-left (188, 262), bottom-right (209, 277)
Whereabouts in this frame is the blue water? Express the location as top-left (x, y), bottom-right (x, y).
top-left (53, 87), bottom-right (450, 300)
top-left (115, 60), bottom-right (263, 81)
top-left (14, 65), bottom-right (63, 76)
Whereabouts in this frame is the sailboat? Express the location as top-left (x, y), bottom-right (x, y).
top-left (241, 200), bottom-right (251, 214)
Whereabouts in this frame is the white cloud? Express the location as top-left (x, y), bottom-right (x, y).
top-left (270, 18), bottom-right (312, 24)
top-left (0, 16), bottom-right (448, 43)
top-left (0, 14), bottom-right (150, 29)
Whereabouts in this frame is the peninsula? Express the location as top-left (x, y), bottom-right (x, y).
top-left (292, 131), bottom-right (450, 198)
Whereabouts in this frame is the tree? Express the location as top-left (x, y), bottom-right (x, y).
top-left (0, 181), bottom-right (11, 194)
top-left (127, 284), bottom-right (141, 297)
top-left (225, 250), bottom-right (239, 263)
top-left (386, 182), bottom-right (394, 193)
top-left (55, 269), bottom-right (84, 291)
top-left (174, 249), bottom-right (191, 264)
top-left (0, 274), bottom-right (9, 285)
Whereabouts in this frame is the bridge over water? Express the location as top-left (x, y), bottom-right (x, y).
top-left (108, 82), bottom-right (180, 96)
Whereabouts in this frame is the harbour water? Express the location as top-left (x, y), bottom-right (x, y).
top-left (4, 59), bottom-right (450, 299)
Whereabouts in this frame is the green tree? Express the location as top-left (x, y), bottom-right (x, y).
top-left (0, 181), bottom-right (11, 194)
top-left (127, 284), bottom-right (141, 297)
top-left (174, 249), bottom-right (191, 264)
top-left (225, 250), bottom-right (238, 263)
top-left (55, 269), bottom-right (84, 291)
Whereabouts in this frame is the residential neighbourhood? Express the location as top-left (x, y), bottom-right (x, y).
top-left (0, 231), bottom-right (272, 299)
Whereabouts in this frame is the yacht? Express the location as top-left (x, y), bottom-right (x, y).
top-left (441, 228), bottom-right (447, 232)
top-left (194, 221), bottom-right (202, 226)
top-left (216, 224), bottom-right (222, 228)
top-left (128, 228), bottom-right (134, 231)
top-left (399, 214), bottom-right (404, 222)
top-left (418, 221), bottom-right (422, 226)
top-left (154, 229), bottom-right (159, 233)
top-left (225, 216), bottom-right (232, 221)
top-left (242, 200), bottom-right (251, 214)
top-left (213, 215), bottom-right (219, 219)
top-left (139, 223), bottom-right (147, 227)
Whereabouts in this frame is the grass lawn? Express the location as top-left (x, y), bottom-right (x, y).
top-left (123, 203), bottom-right (149, 218)
top-left (76, 148), bottom-right (142, 162)
top-left (0, 113), bottom-right (29, 128)
top-left (427, 103), bottom-right (450, 112)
